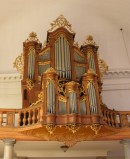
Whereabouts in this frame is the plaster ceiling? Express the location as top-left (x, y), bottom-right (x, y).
top-left (0, 0), bottom-right (130, 73)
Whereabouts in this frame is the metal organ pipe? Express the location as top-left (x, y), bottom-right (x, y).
top-left (64, 37), bottom-right (67, 78)
top-left (88, 82), bottom-right (98, 114)
top-left (58, 37), bottom-right (62, 77)
top-left (88, 53), bottom-right (96, 72)
top-left (54, 36), bottom-right (71, 79)
top-left (55, 42), bottom-right (58, 74)
top-left (61, 37), bottom-right (65, 78)
top-left (69, 92), bottom-right (77, 113)
top-left (27, 49), bottom-right (35, 80)
top-left (47, 82), bottom-right (55, 114)
top-left (67, 41), bottom-right (71, 79)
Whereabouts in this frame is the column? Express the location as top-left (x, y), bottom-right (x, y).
top-left (3, 139), bottom-right (16, 159)
top-left (121, 139), bottom-right (130, 159)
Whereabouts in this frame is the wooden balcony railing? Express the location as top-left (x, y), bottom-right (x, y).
top-left (0, 103), bottom-right (130, 129)
top-left (101, 104), bottom-right (130, 128)
top-left (0, 103), bottom-right (43, 127)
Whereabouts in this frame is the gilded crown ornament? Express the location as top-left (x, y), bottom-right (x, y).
top-left (82, 35), bottom-right (97, 46)
top-left (48, 15), bottom-right (75, 33)
top-left (25, 32), bottom-right (40, 43)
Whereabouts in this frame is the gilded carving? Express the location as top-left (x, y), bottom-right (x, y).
top-left (26, 79), bottom-right (34, 90)
top-left (90, 124), bottom-right (102, 135)
top-left (66, 124), bottom-right (81, 134)
top-left (13, 53), bottom-right (24, 76)
top-left (73, 41), bottom-right (79, 47)
top-left (25, 32), bottom-right (40, 43)
top-left (58, 96), bottom-right (66, 102)
top-left (46, 124), bottom-right (56, 134)
top-left (82, 35), bottom-right (98, 47)
top-left (98, 55), bottom-right (109, 78)
top-left (76, 63), bottom-right (86, 67)
top-left (39, 61), bottom-right (50, 65)
top-left (58, 80), bottom-right (66, 96)
top-left (44, 67), bottom-right (57, 74)
top-left (38, 92), bottom-right (43, 102)
top-left (48, 15), bottom-right (75, 33)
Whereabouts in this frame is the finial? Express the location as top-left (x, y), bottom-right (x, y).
top-left (25, 32), bottom-right (40, 43)
top-left (48, 15), bottom-right (75, 33)
top-left (82, 35), bottom-right (97, 47)
top-left (29, 32), bottom-right (37, 39)
top-left (86, 35), bottom-right (93, 41)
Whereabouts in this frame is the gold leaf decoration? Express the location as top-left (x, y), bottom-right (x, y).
top-left (25, 32), bottom-right (40, 43)
top-left (90, 124), bottom-right (102, 135)
top-left (26, 79), bottom-right (34, 90)
top-left (82, 35), bottom-right (98, 46)
top-left (48, 15), bottom-right (75, 33)
top-left (13, 53), bottom-right (24, 77)
top-left (98, 55), bottom-right (109, 78)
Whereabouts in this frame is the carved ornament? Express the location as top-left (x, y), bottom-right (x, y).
top-left (44, 67), bottom-right (57, 74)
top-left (73, 41), bottom-right (79, 47)
top-left (19, 125), bottom-right (116, 147)
top-left (66, 124), bottom-right (81, 134)
top-left (48, 15), bottom-right (75, 33)
top-left (26, 79), bottom-right (34, 90)
top-left (13, 53), bottom-right (24, 77)
top-left (25, 32), bottom-right (40, 43)
top-left (82, 35), bottom-right (98, 47)
top-left (38, 92), bottom-right (43, 102)
top-left (98, 55), bottom-right (109, 78)
top-left (46, 124), bottom-right (56, 134)
top-left (90, 124), bottom-right (102, 135)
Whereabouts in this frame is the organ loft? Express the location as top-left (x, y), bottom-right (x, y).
top-left (0, 15), bottom-right (129, 148)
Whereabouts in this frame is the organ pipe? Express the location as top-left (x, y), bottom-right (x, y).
top-left (47, 82), bottom-right (55, 114)
top-left (88, 53), bottom-right (96, 71)
top-left (69, 92), bottom-right (77, 113)
top-left (54, 36), bottom-right (71, 79)
top-left (88, 82), bottom-right (98, 114)
top-left (27, 48), bottom-right (35, 80)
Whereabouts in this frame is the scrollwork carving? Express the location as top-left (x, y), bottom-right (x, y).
top-left (48, 15), bottom-right (75, 33)
top-left (13, 53), bottom-right (24, 77)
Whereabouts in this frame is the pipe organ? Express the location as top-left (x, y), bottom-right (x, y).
top-left (11, 15), bottom-right (130, 145)
top-left (21, 15), bottom-right (104, 127)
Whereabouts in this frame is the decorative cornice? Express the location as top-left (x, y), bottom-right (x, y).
top-left (103, 69), bottom-right (130, 79)
top-left (103, 69), bottom-right (130, 91)
top-left (1, 69), bottom-right (130, 82)
top-left (0, 73), bottom-right (21, 82)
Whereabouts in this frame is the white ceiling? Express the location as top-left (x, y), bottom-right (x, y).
top-left (0, 0), bottom-right (130, 73)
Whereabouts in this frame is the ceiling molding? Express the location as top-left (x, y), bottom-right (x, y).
top-left (103, 69), bottom-right (130, 79)
top-left (0, 73), bottom-right (21, 82)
